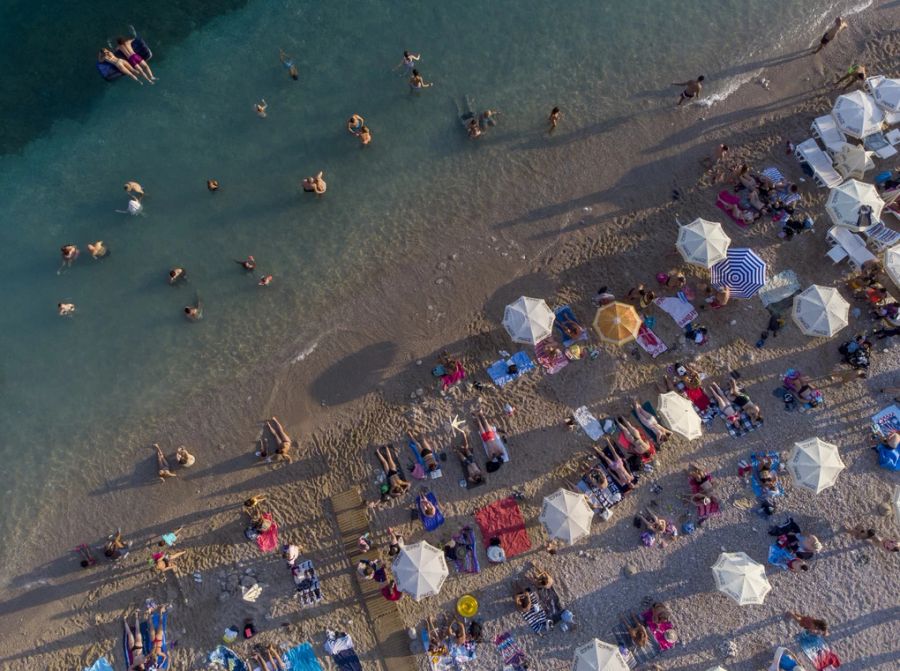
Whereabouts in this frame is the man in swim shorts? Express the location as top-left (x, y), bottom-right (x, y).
top-left (813, 16), bottom-right (847, 54)
top-left (673, 76), bottom-right (704, 106)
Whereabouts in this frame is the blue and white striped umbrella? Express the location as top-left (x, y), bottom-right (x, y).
top-left (710, 248), bottom-right (767, 299)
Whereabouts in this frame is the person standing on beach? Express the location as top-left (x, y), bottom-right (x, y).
top-left (813, 17), bottom-right (848, 54)
top-left (833, 64), bottom-right (867, 90)
top-left (548, 107), bottom-right (561, 134)
top-left (673, 76), bottom-right (704, 106)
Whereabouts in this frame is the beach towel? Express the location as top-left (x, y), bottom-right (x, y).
top-left (653, 296), bottom-right (698, 328)
top-left (292, 559), bottom-right (323, 606)
top-left (719, 410), bottom-right (763, 438)
top-left (689, 475), bottom-right (720, 520)
top-left (417, 491), bottom-right (445, 531)
top-left (761, 166), bottom-right (787, 187)
top-left (574, 406), bottom-right (603, 441)
top-left (486, 351), bottom-right (535, 387)
top-left (611, 623), bottom-right (659, 668)
top-left (683, 386), bottom-right (716, 423)
top-left (494, 632), bottom-right (529, 671)
top-left (521, 600), bottom-right (551, 634)
top-left (717, 190), bottom-right (752, 228)
top-left (481, 426), bottom-right (510, 463)
top-left (408, 439), bottom-right (442, 479)
top-left (767, 543), bottom-right (795, 570)
top-left (877, 444), bottom-right (900, 471)
top-left (641, 609), bottom-right (676, 651)
top-left (871, 404), bottom-right (900, 437)
top-left (84, 657), bottom-right (113, 671)
top-left (209, 646), bottom-right (249, 671)
top-left (451, 526), bottom-right (481, 574)
top-left (448, 641), bottom-right (478, 665)
top-left (440, 361), bottom-right (465, 390)
top-left (797, 632), bottom-right (840, 671)
top-left (555, 305), bottom-right (589, 347)
top-left (576, 469), bottom-right (624, 514)
top-left (324, 633), bottom-right (362, 671)
top-left (284, 642), bottom-right (324, 671)
top-left (750, 452), bottom-right (785, 499)
top-left (125, 610), bottom-right (170, 670)
top-left (474, 497), bottom-right (531, 559)
top-left (256, 513), bottom-right (280, 553)
top-left (636, 324), bottom-right (668, 358)
top-left (535, 337), bottom-right (569, 374)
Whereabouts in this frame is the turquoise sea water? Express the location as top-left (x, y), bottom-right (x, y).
top-left (0, 0), bottom-right (869, 579)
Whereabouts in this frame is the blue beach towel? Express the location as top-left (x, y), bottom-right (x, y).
top-left (125, 610), bottom-right (169, 670)
top-left (85, 657), bottom-right (114, 671)
top-left (417, 491), bottom-right (445, 531)
top-left (208, 646), bottom-right (249, 671)
top-left (750, 452), bottom-right (784, 499)
top-left (767, 543), bottom-right (795, 570)
top-left (877, 444), bottom-right (900, 471)
top-left (554, 306), bottom-right (588, 347)
top-left (407, 438), bottom-right (442, 479)
top-left (285, 642), bottom-right (324, 671)
top-left (486, 351), bottom-right (535, 387)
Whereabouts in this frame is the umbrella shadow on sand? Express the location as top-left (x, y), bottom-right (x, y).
top-left (309, 341), bottom-right (399, 406)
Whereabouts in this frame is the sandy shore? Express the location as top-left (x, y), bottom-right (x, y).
top-left (3, 4), bottom-right (900, 670)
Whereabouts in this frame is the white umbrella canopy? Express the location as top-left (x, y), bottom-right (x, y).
top-left (788, 438), bottom-right (845, 493)
top-left (885, 244), bottom-right (900, 288)
top-left (791, 285), bottom-right (849, 338)
top-left (873, 77), bottom-right (900, 113)
top-left (676, 218), bottom-right (731, 268)
top-left (540, 488), bottom-right (594, 545)
top-left (572, 639), bottom-right (629, 671)
top-left (657, 392), bottom-right (702, 440)
top-left (832, 90), bottom-right (885, 139)
top-left (833, 144), bottom-right (874, 180)
top-left (392, 541), bottom-right (449, 601)
top-left (825, 179), bottom-right (885, 231)
top-left (712, 552), bottom-right (771, 606)
top-left (502, 296), bottom-right (555, 345)
top-left (705, 667), bottom-right (729, 671)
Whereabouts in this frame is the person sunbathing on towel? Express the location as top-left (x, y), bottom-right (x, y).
top-left (454, 433), bottom-right (485, 484)
top-left (784, 374), bottom-right (818, 405)
top-left (375, 444), bottom-right (410, 497)
top-left (707, 382), bottom-right (743, 429)
top-left (592, 437), bottom-right (635, 490)
top-left (727, 378), bottom-right (763, 422)
top-left (757, 456), bottom-right (779, 492)
top-left (407, 430), bottom-right (440, 471)
top-left (144, 605), bottom-right (168, 667)
top-left (419, 490), bottom-right (438, 519)
top-left (266, 417), bottom-right (294, 464)
top-left (632, 399), bottom-right (672, 442)
top-left (636, 509), bottom-right (669, 534)
top-left (512, 580), bottom-right (536, 612)
top-left (475, 411), bottom-right (505, 472)
top-left (716, 194), bottom-right (759, 224)
top-left (582, 462), bottom-right (609, 491)
top-left (123, 612), bottom-right (148, 670)
top-left (615, 417), bottom-right (656, 461)
top-left (558, 314), bottom-right (584, 340)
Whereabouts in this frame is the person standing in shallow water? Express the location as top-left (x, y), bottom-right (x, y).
top-left (813, 16), bottom-right (847, 54)
top-left (673, 76), bottom-right (704, 105)
top-left (548, 107), bottom-right (561, 134)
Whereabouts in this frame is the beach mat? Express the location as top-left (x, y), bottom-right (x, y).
top-left (84, 657), bottom-right (113, 671)
top-left (574, 406), bottom-right (603, 441)
top-left (717, 190), bottom-right (751, 228)
top-left (209, 646), bottom-right (249, 671)
top-left (872, 404), bottom-right (900, 437)
top-left (417, 491), bottom-right (445, 531)
top-left (285, 642), bottom-right (324, 671)
top-left (494, 632), bottom-right (529, 670)
top-left (475, 497), bottom-right (530, 558)
top-left (636, 324), bottom-right (668, 358)
top-left (451, 526), bottom-right (480, 574)
top-left (797, 632), bottom-right (841, 670)
top-left (256, 513), bottom-right (279, 553)
top-left (324, 633), bottom-right (362, 671)
top-left (767, 543), bottom-right (794, 570)
top-left (292, 559), bottom-right (323, 606)
top-left (653, 296), bottom-right (698, 328)
top-left (535, 337), bottom-right (568, 374)
top-left (486, 351), bottom-right (535, 387)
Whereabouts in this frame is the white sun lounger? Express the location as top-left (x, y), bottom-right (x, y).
top-left (794, 138), bottom-right (843, 188)
top-left (863, 221), bottom-right (900, 251)
top-left (827, 226), bottom-right (877, 270)
top-left (811, 115), bottom-right (848, 155)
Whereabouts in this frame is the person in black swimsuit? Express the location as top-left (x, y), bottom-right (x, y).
top-left (375, 444), bottom-right (410, 496)
top-left (407, 430), bottom-right (440, 471)
top-left (673, 75), bottom-right (705, 106)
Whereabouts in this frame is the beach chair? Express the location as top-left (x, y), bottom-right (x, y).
top-left (864, 132), bottom-right (898, 160)
top-left (794, 139), bottom-right (843, 188)
top-left (862, 221), bottom-right (900, 251)
top-left (811, 115), bottom-right (848, 155)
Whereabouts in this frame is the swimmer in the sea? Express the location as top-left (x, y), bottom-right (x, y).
top-left (184, 302), bottom-right (202, 321)
top-left (207, 179), bottom-right (219, 192)
top-left (124, 181), bottom-right (144, 200)
top-left (58, 302), bottom-right (76, 316)
top-left (168, 267), bottom-right (187, 285)
top-left (358, 126), bottom-right (372, 146)
top-left (255, 99), bottom-right (268, 118)
top-left (60, 244), bottom-right (80, 268)
top-left (235, 255), bottom-right (256, 271)
top-left (302, 171), bottom-right (326, 194)
top-left (279, 49), bottom-right (299, 80)
top-left (396, 50), bottom-right (420, 72)
top-left (88, 241), bottom-right (108, 259)
top-left (258, 274), bottom-right (273, 287)
top-left (409, 69), bottom-right (432, 90)
top-left (673, 76), bottom-right (704, 106)
top-left (347, 114), bottom-right (365, 135)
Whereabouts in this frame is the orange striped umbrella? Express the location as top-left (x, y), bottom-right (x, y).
top-left (592, 302), bottom-right (640, 345)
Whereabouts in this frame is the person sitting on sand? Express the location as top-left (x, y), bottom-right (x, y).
top-left (408, 430), bottom-right (440, 472)
top-left (615, 417), bottom-right (656, 463)
top-left (153, 551), bottom-right (185, 574)
top-left (374, 444), bottom-right (411, 497)
top-left (673, 75), bottom-right (704, 106)
top-left (626, 283), bottom-right (655, 308)
top-left (512, 581), bottom-right (536, 613)
top-left (116, 36), bottom-right (156, 83)
top-left (105, 528), bottom-right (129, 560)
top-left (302, 171), bottom-right (326, 194)
top-left (153, 444), bottom-right (177, 480)
top-left (530, 564), bottom-right (554, 589)
top-left (98, 48), bottom-right (143, 83)
top-left (386, 527), bottom-right (405, 556)
top-left (635, 509), bottom-right (668, 534)
top-left (454, 433), bottom-right (485, 484)
top-left (175, 446), bottom-right (195, 467)
top-left (649, 602), bottom-right (672, 625)
top-left (735, 164), bottom-right (759, 190)
top-left (474, 411), bottom-right (506, 472)
top-left (279, 49), bottom-right (299, 81)
top-left (592, 437), bottom-right (635, 490)
top-left (632, 399), bottom-right (672, 442)
top-left (447, 618), bottom-right (467, 645)
top-left (708, 382), bottom-right (743, 430)
top-left (592, 285), bottom-right (616, 307)
top-left (253, 644), bottom-right (286, 671)
top-left (266, 416), bottom-right (294, 463)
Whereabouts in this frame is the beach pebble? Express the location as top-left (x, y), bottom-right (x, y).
top-left (877, 502), bottom-right (892, 516)
top-left (437, 261), bottom-right (447, 270)
top-left (435, 277), bottom-right (444, 285)
top-left (416, 359), bottom-right (422, 366)
top-left (416, 388), bottom-right (424, 397)
top-left (623, 563), bottom-right (638, 577)
top-left (450, 253), bottom-right (458, 261)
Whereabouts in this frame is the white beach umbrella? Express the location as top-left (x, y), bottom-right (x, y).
top-left (885, 244), bottom-right (900, 288)
top-left (502, 296), bottom-right (555, 345)
top-left (831, 90), bottom-right (885, 139)
top-left (791, 285), bottom-right (849, 338)
top-left (676, 218), bottom-right (731, 268)
top-left (657, 392), bottom-right (702, 440)
top-left (833, 144), bottom-right (874, 180)
top-left (705, 667), bottom-right (729, 671)
top-left (787, 438), bottom-right (845, 494)
top-left (572, 639), bottom-right (629, 671)
top-left (712, 552), bottom-right (771, 606)
top-left (540, 488), bottom-right (594, 545)
top-left (872, 77), bottom-right (900, 113)
top-left (825, 179), bottom-right (884, 231)
top-left (392, 541), bottom-right (448, 601)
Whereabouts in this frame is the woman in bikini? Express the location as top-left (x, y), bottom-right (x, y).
top-left (267, 416), bottom-right (294, 464)
top-left (123, 612), bottom-right (147, 670)
top-left (474, 411), bottom-right (506, 470)
top-left (116, 37), bottom-right (156, 83)
top-left (418, 489), bottom-right (437, 518)
top-left (707, 382), bottom-right (743, 429)
top-left (98, 48), bottom-right (142, 83)
top-left (146, 606), bottom-right (167, 666)
top-left (632, 399), bottom-right (672, 442)
top-left (374, 444), bottom-right (410, 496)
top-left (615, 417), bottom-right (656, 462)
top-left (407, 430), bottom-right (440, 471)
top-left (153, 444), bottom-right (177, 480)
top-left (592, 437), bottom-right (635, 489)
top-left (409, 68), bottom-right (432, 90)
top-left (728, 378), bottom-right (763, 423)
top-left (454, 433), bottom-right (485, 484)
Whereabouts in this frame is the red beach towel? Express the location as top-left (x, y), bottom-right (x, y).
top-left (716, 190), bottom-right (750, 228)
top-left (690, 476), bottom-right (720, 519)
top-left (684, 386), bottom-right (711, 411)
top-left (636, 324), bottom-right (668, 358)
top-left (475, 497), bottom-right (531, 559)
top-left (256, 513), bottom-right (280, 553)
